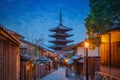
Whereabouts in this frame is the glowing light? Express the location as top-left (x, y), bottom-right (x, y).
top-left (65, 59), bottom-right (68, 63)
top-left (55, 57), bottom-right (57, 60)
top-left (84, 41), bottom-right (89, 48)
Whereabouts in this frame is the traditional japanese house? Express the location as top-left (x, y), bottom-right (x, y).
top-left (20, 39), bottom-right (57, 79)
top-left (20, 39), bottom-right (41, 57)
top-left (67, 41), bottom-right (100, 80)
top-left (0, 26), bottom-right (20, 80)
top-left (95, 27), bottom-right (120, 80)
top-left (44, 49), bottom-right (58, 71)
top-left (20, 53), bottom-right (35, 80)
top-left (39, 48), bottom-right (58, 74)
top-left (49, 10), bottom-right (73, 57)
top-left (5, 26), bottom-right (25, 80)
top-left (20, 39), bottom-right (40, 80)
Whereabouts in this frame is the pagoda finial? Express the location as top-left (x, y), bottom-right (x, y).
top-left (60, 9), bottom-right (62, 24)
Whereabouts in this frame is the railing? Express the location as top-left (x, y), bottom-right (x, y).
top-left (94, 71), bottom-right (120, 80)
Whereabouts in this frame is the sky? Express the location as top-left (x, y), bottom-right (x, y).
top-left (0, 0), bottom-right (90, 46)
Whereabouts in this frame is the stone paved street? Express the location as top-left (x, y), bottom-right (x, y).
top-left (37, 67), bottom-right (83, 80)
top-left (39, 67), bottom-right (69, 80)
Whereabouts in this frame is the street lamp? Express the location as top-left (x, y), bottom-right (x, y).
top-left (65, 58), bottom-right (68, 63)
top-left (54, 57), bottom-right (58, 69)
top-left (64, 58), bottom-right (69, 66)
top-left (84, 40), bottom-right (89, 80)
top-left (55, 57), bottom-right (57, 61)
top-left (85, 42), bottom-right (89, 48)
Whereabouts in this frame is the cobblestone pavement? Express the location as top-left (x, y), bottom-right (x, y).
top-left (39, 67), bottom-right (69, 80)
top-left (66, 71), bottom-right (83, 80)
top-left (37, 67), bottom-right (83, 80)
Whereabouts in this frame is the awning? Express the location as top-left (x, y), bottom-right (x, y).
top-left (68, 59), bottom-right (74, 65)
top-left (20, 53), bottom-right (36, 61)
top-left (77, 59), bottom-right (84, 63)
top-left (39, 57), bottom-right (47, 61)
top-left (39, 57), bottom-right (53, 63)
top-left (47, 58), bottom-right (53, 62)
top-left (72, 55), bottom-right (81, 60)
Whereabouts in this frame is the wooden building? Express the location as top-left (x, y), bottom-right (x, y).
top-left (20, 39), bottom-right (40, 80)
top-left (20, 39), bottom-right (41, 57)
top-left (20, 53), bottom-right (35, 80)
top-left (42, 49), bottom-right (58, 70)
top-left (0, 26), bottom-right (20, 80)
top-left (67, 41), bottom-right (100, 80)
top-left (20, 39), bottom-right (57, 79)
top-left (95, 27), bottom-right (120, 80)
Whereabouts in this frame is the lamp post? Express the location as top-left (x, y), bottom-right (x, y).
top-left (84, 41), bottom-right (89, 80)
top-left (64, 58), bottom-right (69, 77)
top-left (54, 57), bottom-right (58, 69)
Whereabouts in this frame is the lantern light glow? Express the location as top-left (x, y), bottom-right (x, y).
top-left (84, 42), bottom-right (89, 48)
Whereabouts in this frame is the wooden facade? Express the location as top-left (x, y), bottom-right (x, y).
top-left (66, 41), bottom-right (100, 80)
top-left (0, 26), bottom-right (20, 80)
top-left (34, 63), bottom-right (46, 79)
top-left (100, 42), bottom-right (120, 77)
top-left (20, 40), bottom-right (38, 80)
top-left (95, 29), bottom-right (120, 80)
top-left (41, 48), bottom-right (58, 70)
top-left (20, 57), bottom-right (35, 80)
top-left (83, 57), bottom-right (100, 80)
top-left (20, 39), bottom-right (58, 79)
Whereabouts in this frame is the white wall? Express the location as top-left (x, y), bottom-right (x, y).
top-left (77, 47), bottom-right (99, 57)
top-left (77, 47), bottom-right (85, 57)
top-left (88, 47), bottom-right (99, 56)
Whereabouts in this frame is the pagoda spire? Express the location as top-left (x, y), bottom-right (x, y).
top-left (60, 9), bottom-right (62, 24)
top-left (49, 9), bottom-right (73, 51)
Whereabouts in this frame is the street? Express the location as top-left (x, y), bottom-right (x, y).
top-left (40, 67), bottom-right (69, 80)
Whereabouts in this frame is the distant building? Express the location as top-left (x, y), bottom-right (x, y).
top-left (67, 41), bottom-right (100, 80)
top-left (49, 10), bottom-right (73, 56)
top-left (20, 39), bottom-right (58, 79)
top-left (68, 41), bottom-right (99, 57)
top-left (20, 39), bottom-right (41, 80)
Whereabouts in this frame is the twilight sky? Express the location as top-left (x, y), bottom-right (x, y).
top-left (0, 0), bottom-right (90, 45)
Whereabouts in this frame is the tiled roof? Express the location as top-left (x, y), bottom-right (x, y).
top-left (68, 59), bottom-right (74, 65)
top-left (49, 33), bottom-right (73, 37)
top-left (50, 24), bottom-right (73, 31)
top-left (0, 25), bottom-right (20, 45)
top-left (72, 55), bottom-right (82, 60)
top-left (49, 39), bottom-right (73, 43)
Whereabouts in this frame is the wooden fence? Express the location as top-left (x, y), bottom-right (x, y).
top-left (100, 41), bottom-right (120, 78)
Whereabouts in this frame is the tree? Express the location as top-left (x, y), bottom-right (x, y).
top-left (85, 0), bottom-right (119, 48)
top-left (85, 0), bottom-right (120, 35)
top-left (23, 27), bottom-right (45, 45)
top-left (23, 27), bottom-right (45, 57)
top-left (85, 0), bottom-right (120, 47)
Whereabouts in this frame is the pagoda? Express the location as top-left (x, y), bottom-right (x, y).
top-left (49, 10), bottom-right (73, 53)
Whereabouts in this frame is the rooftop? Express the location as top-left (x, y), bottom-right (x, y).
top-left (49, 24), bottom-right (73, 32)
top-left (49, 33), bottom-right (73, 37)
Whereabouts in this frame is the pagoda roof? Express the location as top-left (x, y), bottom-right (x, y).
top-left (49, 33), bottom-right (73, 37)
top-left (49, 24), bottom-right (73, 32)
top-left (49, 39), bottom-right (73, 43)
top-left (49, 45), bottom-right (67, 49)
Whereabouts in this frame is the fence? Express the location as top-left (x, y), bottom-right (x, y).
top-left (100, 42), bottom-right (120, 77)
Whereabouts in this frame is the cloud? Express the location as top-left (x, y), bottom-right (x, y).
top-left (0, 0), bottom-right (90, 45)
